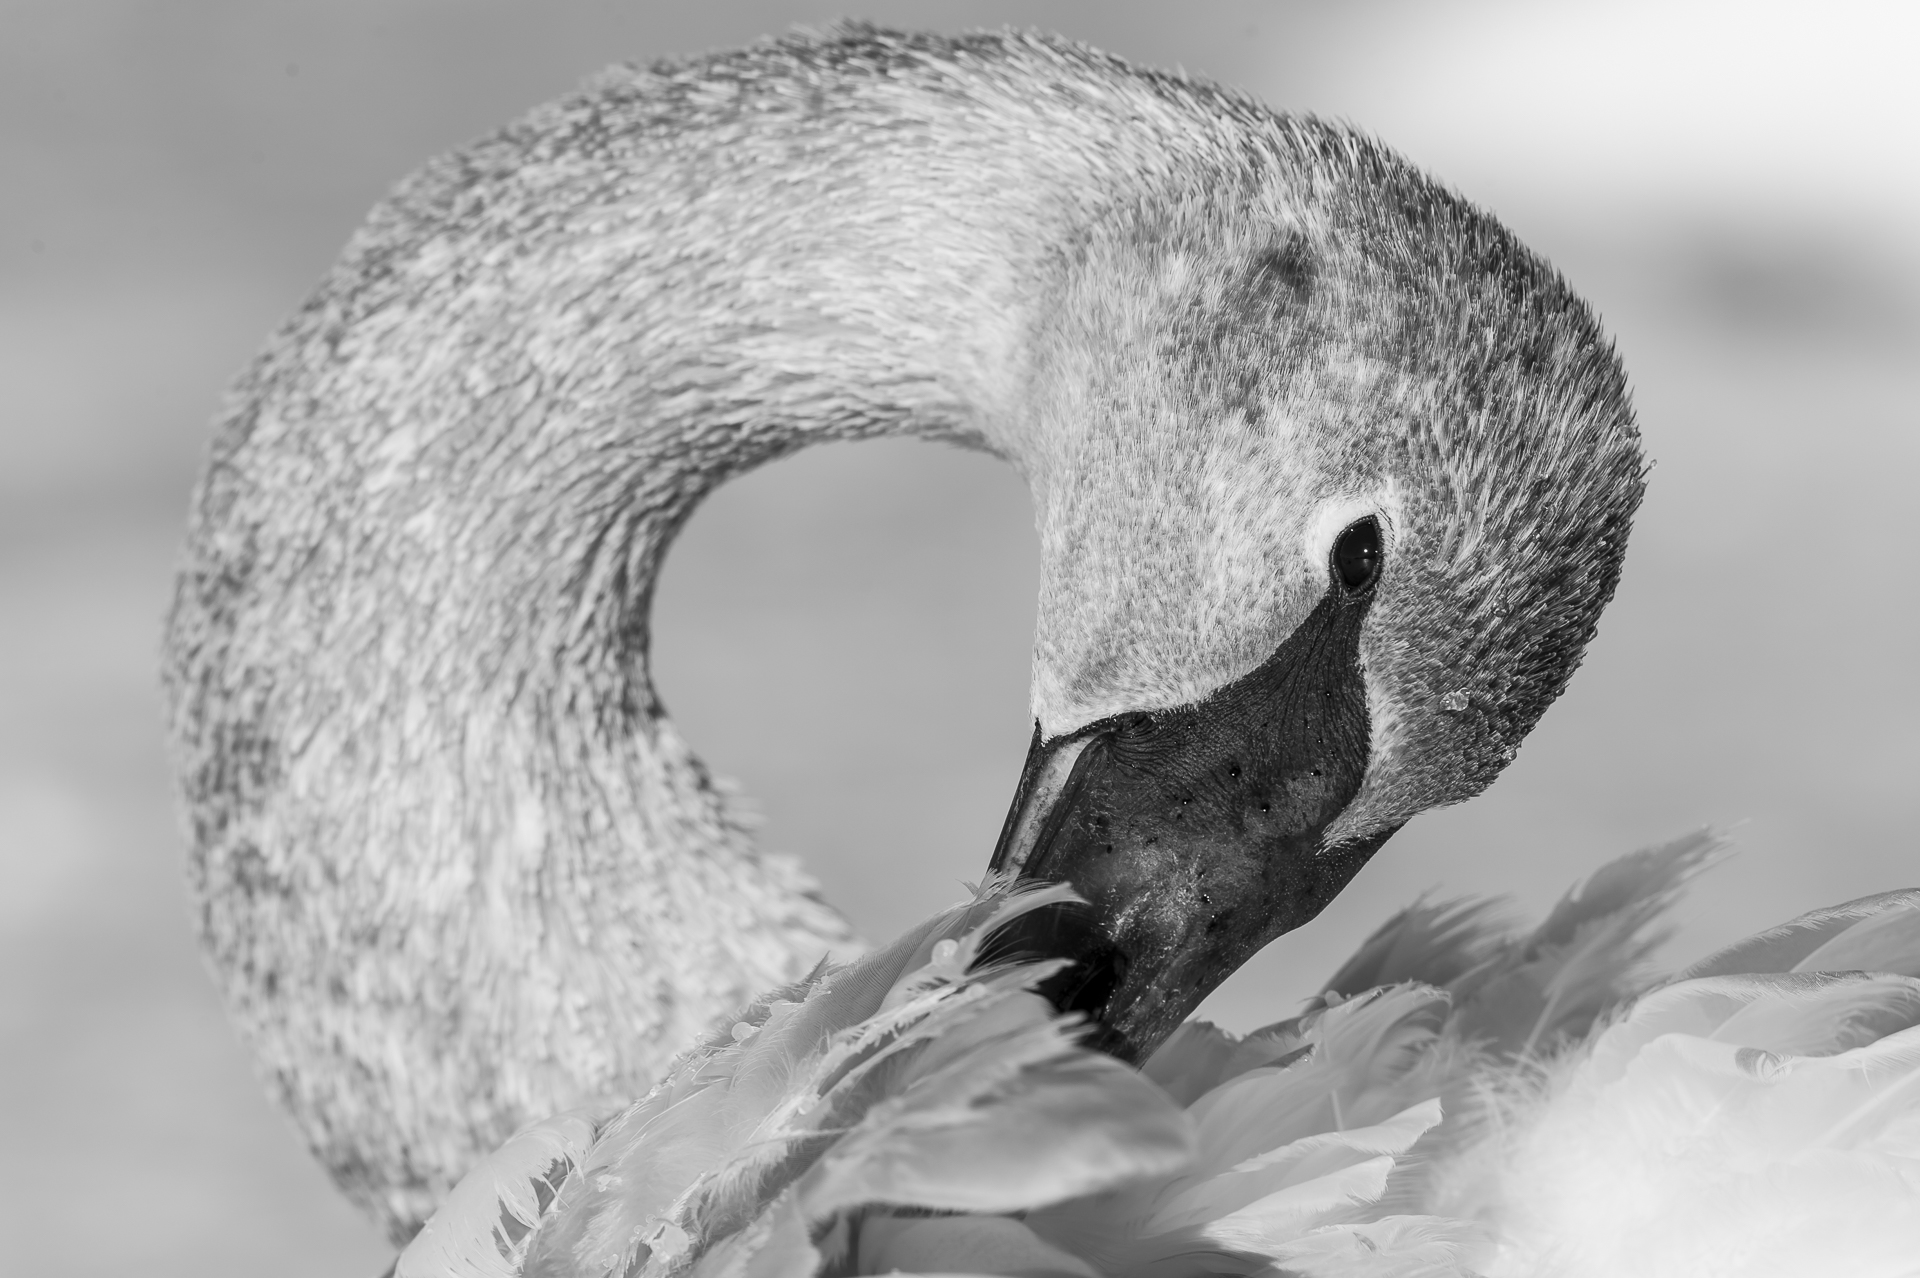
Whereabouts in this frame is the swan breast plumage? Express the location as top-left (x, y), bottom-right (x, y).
top-left (400, 839), bottom-right (1920, 1278)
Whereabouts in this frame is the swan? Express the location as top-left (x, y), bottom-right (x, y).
top-left (161, 25), bottom-right (1645, 1243)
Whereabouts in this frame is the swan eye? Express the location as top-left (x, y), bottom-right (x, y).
top-left (1331, 517), bottom-right (1382, 593)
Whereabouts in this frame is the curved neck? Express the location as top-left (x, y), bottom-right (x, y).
top-left (166, 41), bottom-right (1220, 1238)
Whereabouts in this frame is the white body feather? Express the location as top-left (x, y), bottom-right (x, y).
top-left (399, 841), bottom-right (1920, 1278)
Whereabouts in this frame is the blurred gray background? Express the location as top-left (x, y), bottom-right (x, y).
top-left (2, 2), bottom-right (1914, 1273)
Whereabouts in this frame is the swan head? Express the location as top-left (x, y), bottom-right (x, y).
top-left (989, 130), bottom-right (1645, 1059)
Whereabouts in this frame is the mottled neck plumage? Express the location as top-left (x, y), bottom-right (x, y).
top-left (164, 34), bottom-right (1207, 1239)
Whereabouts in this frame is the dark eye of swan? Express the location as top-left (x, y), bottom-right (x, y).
top-left (1332, 517), bottom-right (1382, 593)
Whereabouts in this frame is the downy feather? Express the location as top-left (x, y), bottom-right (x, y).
top-left (1468, 1017), bottom-right (1920, 1276)
top-left (1324, 898), bottom-right (1513, 1001)
top-left (396, 1108), bottom-right (612, 1278)
top-left (1446, 830), bottom-right (1729, 1057)
top-left (1028, 987), bottom-right (1469, 1278)
top-left (1264, 1215), bottom-right (1486, 1278)
top-left (474, 880), bottom-right (1192, 1278)
top-left (1436, 887), bottom-right (1920, 1276)
top-left (1683, 887), bottom-right (1920, 980)
top-left (402, 845), bottom-right (1920, 1278)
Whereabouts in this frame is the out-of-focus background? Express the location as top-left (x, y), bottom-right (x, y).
top-left (2, 1), bottom-right (1914, 1272)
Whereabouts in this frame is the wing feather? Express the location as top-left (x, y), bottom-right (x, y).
top-left (395, 1108), bottom-right (608, 1278)
top-left (1684, 888), bottom-right (1920, 980)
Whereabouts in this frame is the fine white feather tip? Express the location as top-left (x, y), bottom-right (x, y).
top-left (396, 1107), bottom-right (611, 1278)
top-left (488, 876), bottom-right (1166, 1278)
top-left (403, 847), bottom-right (1920, 1278)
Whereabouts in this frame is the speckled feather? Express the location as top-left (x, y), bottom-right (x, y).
top-left (163, 25), bottom-right (1642, 1239)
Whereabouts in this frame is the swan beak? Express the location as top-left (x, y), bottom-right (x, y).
top-left (985, 591), bottom-right (1398, 1063)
